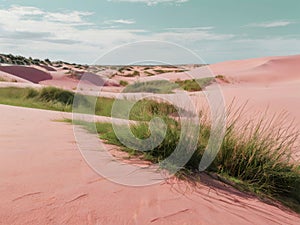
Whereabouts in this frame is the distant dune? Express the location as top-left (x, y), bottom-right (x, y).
top-left (209, 55), bottom-right (300, 84)
top-left (192, 55), bottom-right (300, 160)
top-left (0, 65), bottom-right (52, 84)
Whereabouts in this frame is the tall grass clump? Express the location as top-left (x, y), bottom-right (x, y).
top-left (129, 118), bottom-right (180, 162)
top-left (191, 106), bottom-right (299, 211)
top-left (81, 102), bottom-right (300, 212)
top-left (209, 109), bottom-right (300, 210)
top-left (38, 87), bottom-right (74, 105)
top-left (119, 80), bottom-right (128, 86)
top-left (175, 78), bottom-right (214, 92)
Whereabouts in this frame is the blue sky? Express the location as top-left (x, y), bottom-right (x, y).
top-left (0, 0), bottom-right (299, 64)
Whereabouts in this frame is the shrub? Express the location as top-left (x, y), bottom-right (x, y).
top-left (215, 75), bottom-right (229, 83)
top-left (153, 69), bottom-right (168, 74)
top-left (38, 87), bottom-right (74, 105)
top-left (145, 71), bottom-right (154, 76)
top-left (119, 80), bottom-right (129, 86)
top-left (175, 78), bottom-right (214, 92)
top-left (211, 111), bottom-right (300, 201)
top-left (25, 88), bottom-right (39, 98)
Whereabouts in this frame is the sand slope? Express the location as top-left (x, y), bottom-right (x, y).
top-left (0, 104), bottom-right (299, 225)
top-left (191, 55), bottom-right (300, 160)
top-left (0, 66), bottom-right (52, 84)
top-left (209, 55), bottom-right (300, 84)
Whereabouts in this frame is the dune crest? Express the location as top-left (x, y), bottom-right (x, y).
top-left (209, 55), bottom-right (300, 84)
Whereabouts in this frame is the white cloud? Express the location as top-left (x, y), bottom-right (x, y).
top-left (7, 5), bottom-right (44, 16)
top-left (0, 5), bottom-right (148, 62)
top-left (246, 20), bottom-right (294, 28)
top-left (107, 0), bottom-right (189, 6)
top-left (0, 5), bottom-right (235, 63)
top-left (0, 5), bottom-right (231, 46)
top-left (166, 27), bottom-right (215, 31)
top-left (44, 11), bottom-right (94, 24)
top-left (156, 28), bottom-right (234, 41)
top-left (104, 19), bottom-right (136, 24)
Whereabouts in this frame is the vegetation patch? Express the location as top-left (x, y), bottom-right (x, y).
top-left (123, 80), bottom-right (178, 94)
top-left (0, 77), bottom-right (8, 82)
top-left (71, 107), bottom-right (300, 213)
top-left (0, 87), bottom-right (73, 112)
top-left (123, 78), bottom-right (215, 94)
top-left (119, 80), bottom-right (129, 86)
top-left (215, 75), bottom-right (230, 83)
top-left (144, 71), bottom-right (154, 76)
top-left (175, 78), bottom-right (214, 92)
top-left (153, 69), bottom-right (169, 74)
top-left (124, 70), bottom-right (140, 77)
top-left (0, 87), bottom-right (178, 121)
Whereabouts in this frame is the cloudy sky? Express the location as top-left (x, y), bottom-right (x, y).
top-left (0, 0), bottom-right (299, 64)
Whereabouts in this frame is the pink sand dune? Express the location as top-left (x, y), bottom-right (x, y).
top-left (209, 55), bottom-right (300, 84)
top-left (194, 54), bottom-right (300, 160)
top-left (38, 64), bottom-right (57, 72)
top-left (0, 65), bottom-right (52, 84)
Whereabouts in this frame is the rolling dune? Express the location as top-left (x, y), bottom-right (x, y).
top-left (209, 55), bottom-right (300, 84)
top-left (0, 66), bottom-right (52, 84)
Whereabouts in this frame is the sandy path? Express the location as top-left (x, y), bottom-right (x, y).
top-left (0, 104), bottom-right (299, 225)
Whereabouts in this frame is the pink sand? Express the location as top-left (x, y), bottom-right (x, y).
top-left (0, 104), bottom-right (299, 224)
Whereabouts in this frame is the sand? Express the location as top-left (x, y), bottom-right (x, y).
top-left (1, 54), bottom-right (300, 224)
top-left (0, 66), bottom-right (52, 84)
top-left (207, 55), bottom-right (300, 160)
top-left (0, 104), bottom-right (299, 225)
top-left (209, 54), bottom-right (300, 85)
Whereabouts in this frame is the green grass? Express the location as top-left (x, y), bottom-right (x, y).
top-left (153, 69), bottom-right (169, 74)
top-left (144, 71), bottom-right (154, 76)
top-left (123, 80), bottom-right (178, 94)
top-left (175, 78), bottom-right (214, 92)
top-left (211, 112), bottom-right (300, 212)
top-left (215, 75), bottom-right (229, 83)
top-left (124, 70), bottom-right (140, 77)
top-left (123, 77), bottom-right (215, 94)
top-left (119, 80), bottom-right (129, 86)
top-left (0, 87), bottom-right (73, 112)
top-left (0, 87), bottom-right (178, 121)
top-left (2, 86), bottom-right (299, 212)
top-left (0, 77), bottom-right (17, 82)
top-left (70, 107), bottom-right (300, 213)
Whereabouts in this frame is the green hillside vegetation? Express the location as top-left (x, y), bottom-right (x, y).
top-left (0, 87), bottom-right (178, 121)
top-left (123, 77), bottom-right (215, 93)
top-left (72, 109), bottom-right (300, 213)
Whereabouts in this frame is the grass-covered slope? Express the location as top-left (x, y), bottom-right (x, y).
top-left (71, 108), bottom-right (300, 213)
top-left (0, 87), bottom-right (178, 120)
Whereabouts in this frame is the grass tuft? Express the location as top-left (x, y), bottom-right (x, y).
top-left (71, 104), bottom-right (300, 212)
top-left (175, 78), bottom-right (214, 92)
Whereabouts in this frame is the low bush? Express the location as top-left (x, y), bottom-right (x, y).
top-left (119, 80), bottom-right (129, 86)
top-left (38, 87), bottom-right (74, 105)
top-left (175, 78), bottom-right (214, 92)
